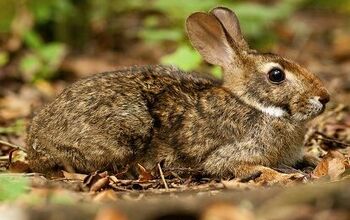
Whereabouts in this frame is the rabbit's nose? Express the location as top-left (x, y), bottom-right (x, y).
top-left (317, 94), bottom-right (330, 106)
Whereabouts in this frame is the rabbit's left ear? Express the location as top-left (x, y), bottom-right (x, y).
top-left (210, 7), bottom-right (250, 51)
top-left (186, 12), bottom-right (236, 68)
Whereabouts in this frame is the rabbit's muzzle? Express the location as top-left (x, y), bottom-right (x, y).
top-left (291, 94), bottom-right (329, 121)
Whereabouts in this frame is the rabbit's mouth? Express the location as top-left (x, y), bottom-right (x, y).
top-left (291, 97), bottom-right (326, 121)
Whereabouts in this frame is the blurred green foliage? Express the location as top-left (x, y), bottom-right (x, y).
top-left (0, 119), bottom-right (25, 135)
top-left (20, 30), bottom-right (66, 82)
top-left (161, 45), bottom-right (201, 71)
top-left (0, 0), bottom-right (349, 80)
top-left (0, 174), bottom-right (77, 204)
top-left (0, 175), bottom-right (28, 202)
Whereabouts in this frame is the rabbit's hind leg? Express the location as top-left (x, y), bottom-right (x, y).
top-left (72, 110), bottom-right (154, 173)
top-left (27, 134), bottom-right (133, 175)
top-left (72, 134), bottom-right (135, 173)
top-left (27, 149), bottom-right (62, 176)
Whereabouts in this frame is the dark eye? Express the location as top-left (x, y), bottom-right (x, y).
top-left (268, 68), bottom-right (285, 84)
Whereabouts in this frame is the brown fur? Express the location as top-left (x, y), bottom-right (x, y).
top-left (26, 7), bottom-right (329, 180)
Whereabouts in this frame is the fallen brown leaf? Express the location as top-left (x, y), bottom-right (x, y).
top-left (8, 160), bottom-right (30, 173)
top-left (313, 151), bottom-right (347, 180)
top-left (328, 158), bottom-right (346, 180)
top-left (136, 163), bottom-right (153, 182)
top-left (8, 148), bottom-right (30, 173)
top-left (84, 171), bottom-right (111, 192)
top-left (313, 158), bottom-right (328, 177)
top-left (90, 177), bottom-right (110, 192)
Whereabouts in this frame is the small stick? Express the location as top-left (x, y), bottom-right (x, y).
top-left (158, 163), bottom-right (169, 190)
top-left (0, 140), bottom-right (26, 151)
top-left (275, 165), bottom-right (307, 175)
top-left (0, 155), bottom-right (9, 161)
top-left (315, 131), bottom-right (350, 147)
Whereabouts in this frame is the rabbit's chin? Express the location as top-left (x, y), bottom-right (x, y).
top-left (291, 98), bottom-right (325, 121)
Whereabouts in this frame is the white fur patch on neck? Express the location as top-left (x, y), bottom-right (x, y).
top-left (258, 105), bottom-right (286, 117)
top-left (240, 96), bottom-right (287, 118)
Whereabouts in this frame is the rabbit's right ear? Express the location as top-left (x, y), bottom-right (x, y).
top-left (210, 7), bottom-right (249, 51)
top-left (186, 12), bottom-right (236, 68)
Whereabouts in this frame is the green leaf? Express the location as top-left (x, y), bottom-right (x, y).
top-left (23, 30), bottom-right (43, 49)
top-left (33, 43), bottom-right (66, 81)
top-left (19, 53), bottom-right (42, 81)
top-left (29, 0), bottom-right (52, 22)
top-left (38, 42), bottom-right (66, 64)
top-left (161, 45), bottom-right (202, 71)
top-left (0, 175), bottom-right (28, 202)
top-left (20, 42), bottom-right (66, 82)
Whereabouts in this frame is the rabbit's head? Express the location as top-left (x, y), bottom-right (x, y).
top-left (186, 7), bottom-right (330, 121)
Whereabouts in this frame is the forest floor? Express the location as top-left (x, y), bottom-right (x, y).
top-left (0, 10), bottom-right (350, 220)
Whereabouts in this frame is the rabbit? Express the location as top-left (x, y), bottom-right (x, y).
top-left (26, 7), bottom-right (330, 183)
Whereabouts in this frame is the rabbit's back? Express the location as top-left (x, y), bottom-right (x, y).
top-left (27, 65), bottom-right (220, 173)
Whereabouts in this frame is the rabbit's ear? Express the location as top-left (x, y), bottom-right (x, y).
top-left (186, 12), bottom-right (236, 68)
top-left (210, 7), bottom-right (249, 51)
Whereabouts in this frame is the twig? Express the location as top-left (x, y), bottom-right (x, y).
top-left (158, 163), bottom-right (169, 190)
top-left (0, 140), bottom-right (26, 151)
top-left (0, 155), bottom-right (9, 161)
top-left (275, 165), bottom-right (307, 175)
top-left (315, 131), bottom-right (350, 147)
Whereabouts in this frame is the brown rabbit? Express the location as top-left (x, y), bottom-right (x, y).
top-left (27, 7), bottom-right (329, 183)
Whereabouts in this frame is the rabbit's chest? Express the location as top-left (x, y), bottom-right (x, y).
top-left (252, 120), bottom-right (305, 166)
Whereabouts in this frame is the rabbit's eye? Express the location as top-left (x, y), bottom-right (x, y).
top-left (268, 68), bottom-right (285, 84)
